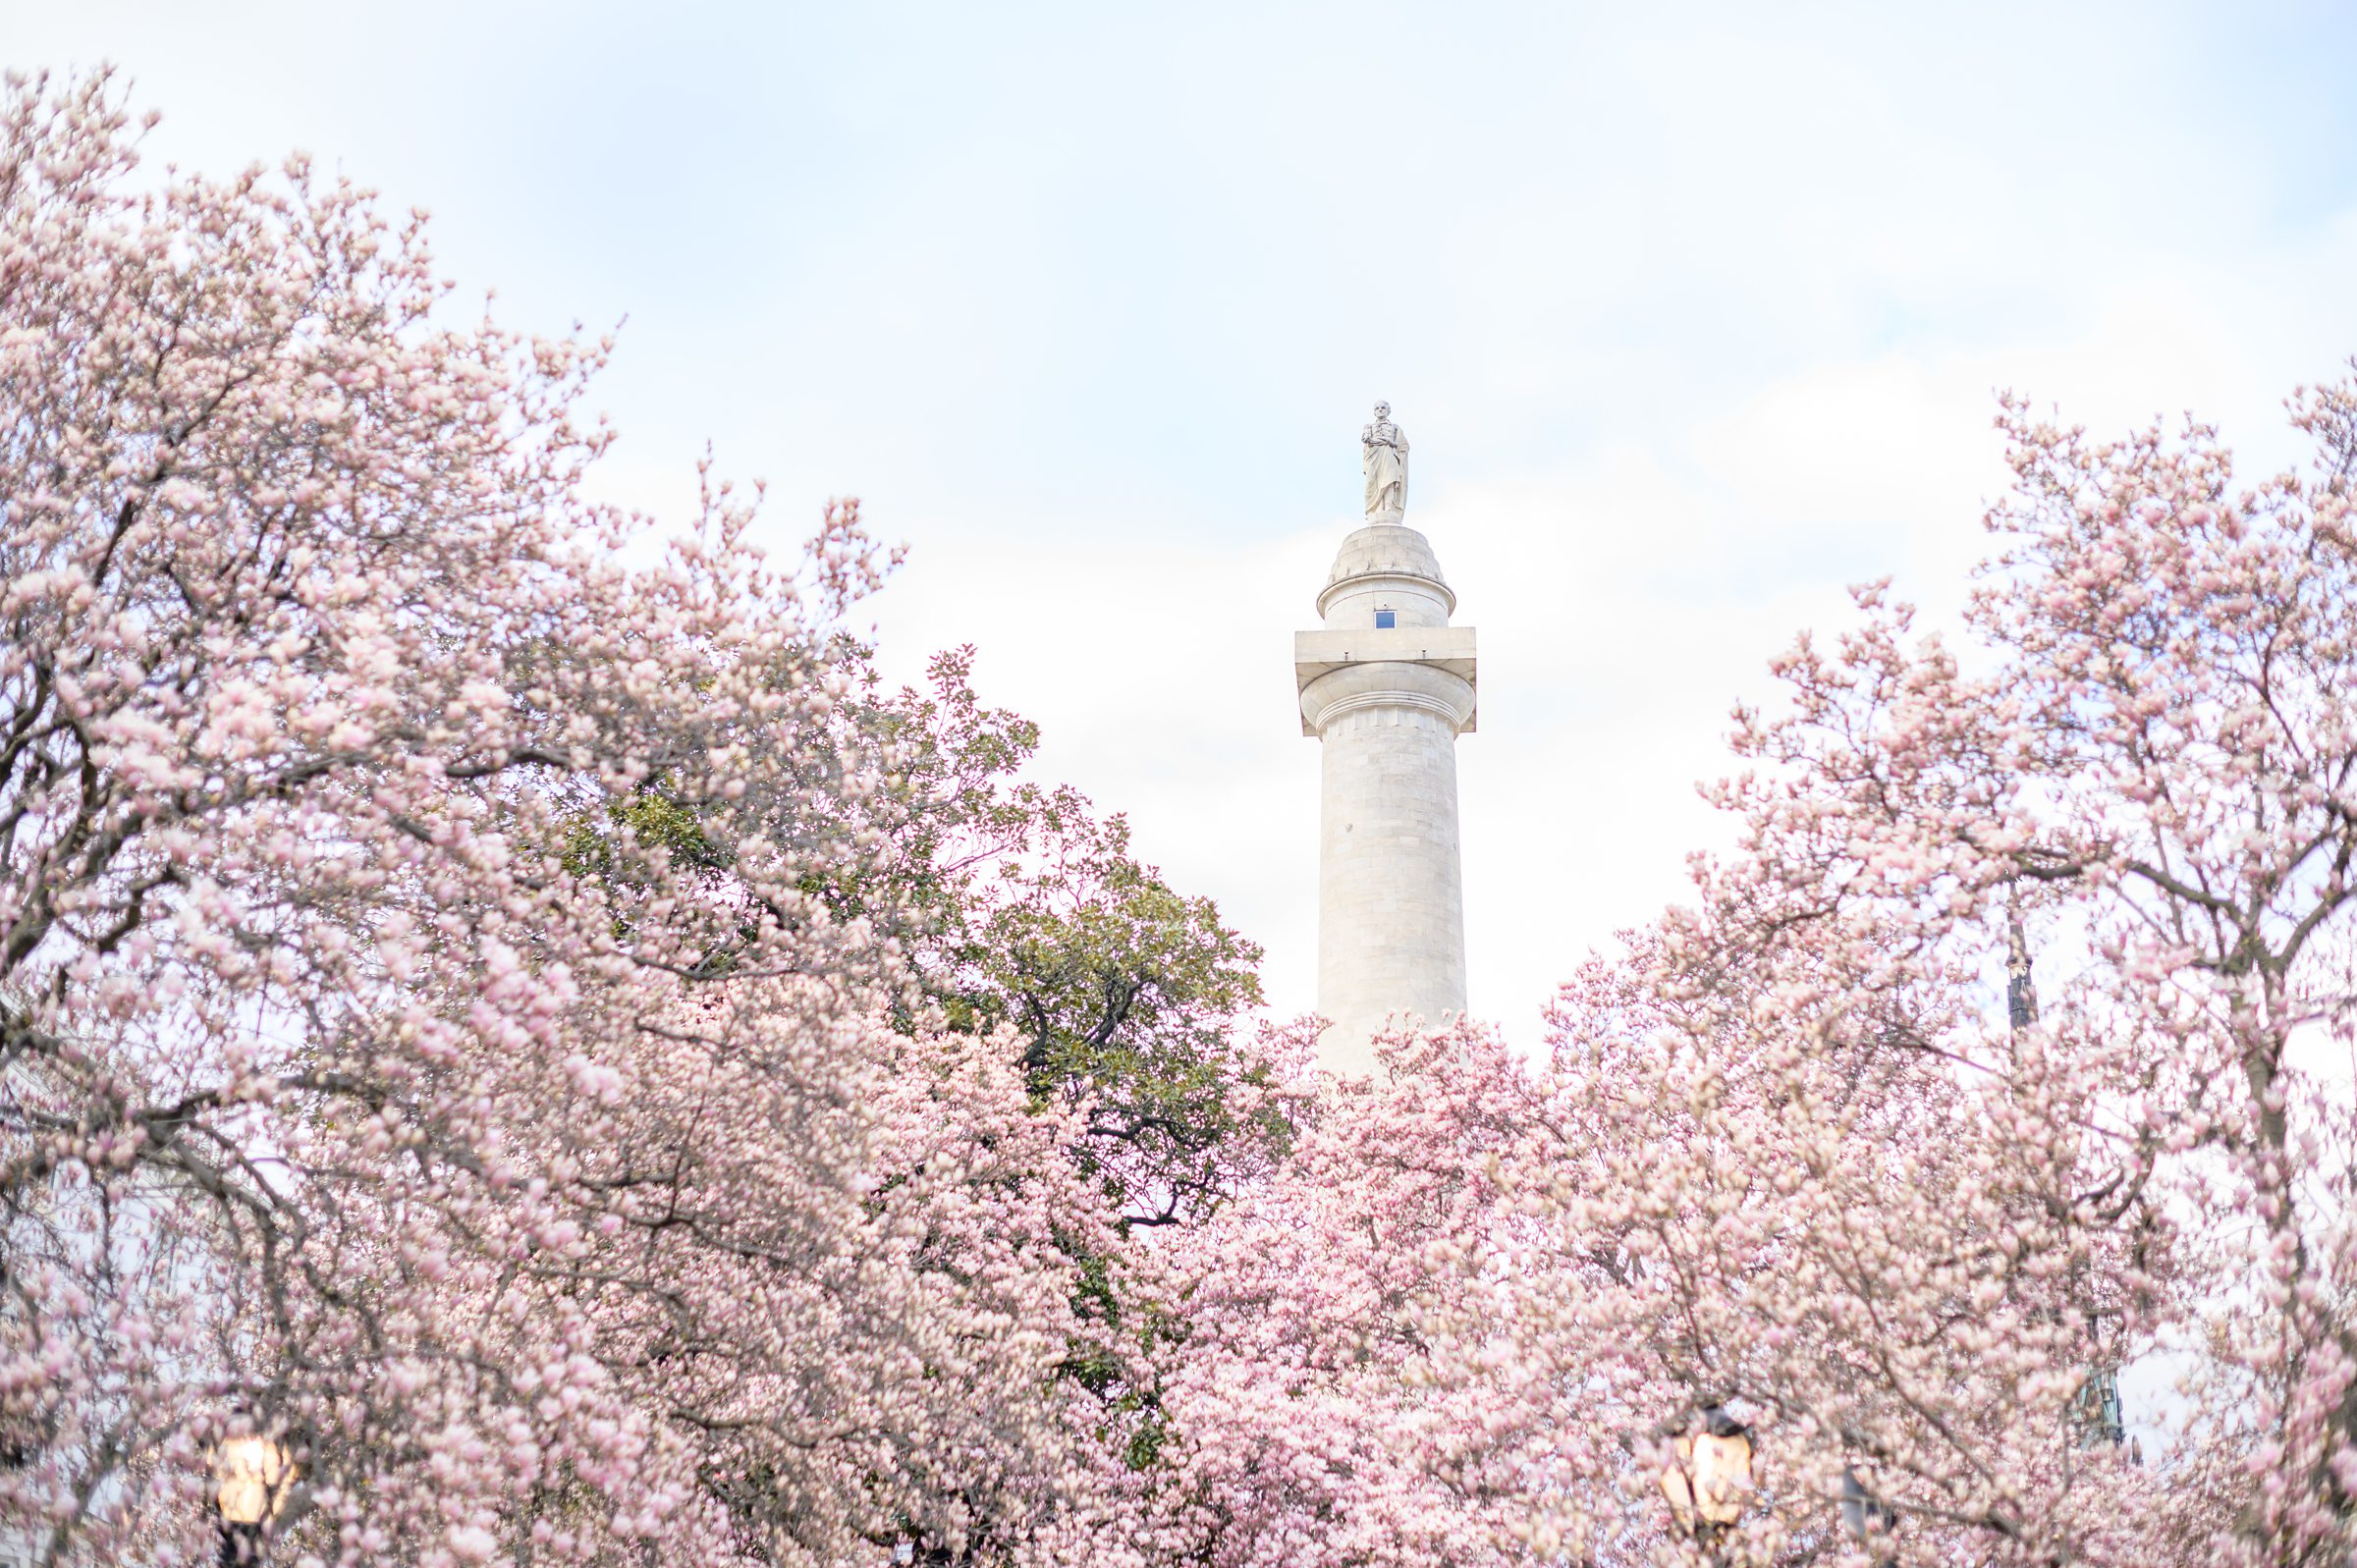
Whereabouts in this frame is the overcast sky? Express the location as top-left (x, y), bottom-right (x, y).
top-left (11, 1), bottom-right (2357, 1046)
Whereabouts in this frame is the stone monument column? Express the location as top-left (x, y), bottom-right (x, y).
top-left (1294, 405), bottom-right (1477, 1074)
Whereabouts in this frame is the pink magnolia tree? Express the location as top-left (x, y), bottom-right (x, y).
top-left (1130, 378), bottom-right (2357, 1567)
top-left (16, 58), bottom-right (2357, 1568)
top-left (1113, 1020), bottom-right (1567, 1568)
top-left (0, 69), bottom-right (1146, 1566)
top-left (1561, 374), bottom-right (2357, 1565)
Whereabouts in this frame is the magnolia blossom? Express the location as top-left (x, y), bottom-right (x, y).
top-left (0, 69), bottom-right (1124, 1566)
top-left (1124, 381), bottom-right (2357, 1566)
top-left (11, 60), bottom-right (2357, 1568)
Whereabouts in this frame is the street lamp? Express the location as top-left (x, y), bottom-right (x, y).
top-left (1659, 1405), bottom-right (1754, 1548)
top-left (211, 1434), bottom-right (293, 1566)
top-left (1839, 1465), bottom-right (1896, 1560)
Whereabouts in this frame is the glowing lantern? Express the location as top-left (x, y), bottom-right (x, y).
top-left (1659, 1405), bottom-right (1755, 1540)
top-left (212, 1435), bottom-right (294, 1565)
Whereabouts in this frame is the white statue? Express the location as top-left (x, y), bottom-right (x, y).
top-left (1362, 402), bottom-right (1408, 520)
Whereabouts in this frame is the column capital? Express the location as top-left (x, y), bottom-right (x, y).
top-left (1294, 628), bottom-right (1478, 736)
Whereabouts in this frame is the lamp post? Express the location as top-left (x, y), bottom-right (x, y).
top-left (211, 1434), bottom-right (292, 1566)
top-left (1838, 1465), bottom-right (1896, 1561)
top-left (1659, 1405), bottom-right (1754, 1556)
top-left (2012, 916), bottom-right (2134, 1459)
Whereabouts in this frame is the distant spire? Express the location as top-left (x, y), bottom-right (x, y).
top-left (2006, 910), bottom-right (2038, 1031)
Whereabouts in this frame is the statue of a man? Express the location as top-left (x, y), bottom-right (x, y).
top-left (1362, 402), bottom-right (1408, 520)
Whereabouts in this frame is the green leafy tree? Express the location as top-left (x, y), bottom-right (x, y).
top-left (859, 648), bottom-right (1290, 1230)
top-left (564, 642), bottom-right (1291, 1227)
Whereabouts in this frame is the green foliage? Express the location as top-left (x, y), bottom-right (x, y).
top-left (860, 650), bottom-right (1286, 1229)
top-left (557, 641), bottom-right (1284, 1504)
top-left (563, 644), bottom-right (1288, 1228)
top-left (560, 785), bottom-right (724, 884)
top-left (959, 816), bottom-right (1278, 1227)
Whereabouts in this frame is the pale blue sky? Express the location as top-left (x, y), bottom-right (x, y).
top-left (11, 1), bottom-right (2357, 1037)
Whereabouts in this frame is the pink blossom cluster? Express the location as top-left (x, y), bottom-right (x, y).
top-left (0, 69), bottom-right (1124, 1566)
top-left (7, 64), bottom-right (2357, 1568)
top-left (1129, 379), bottom-right (2357, 1564)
